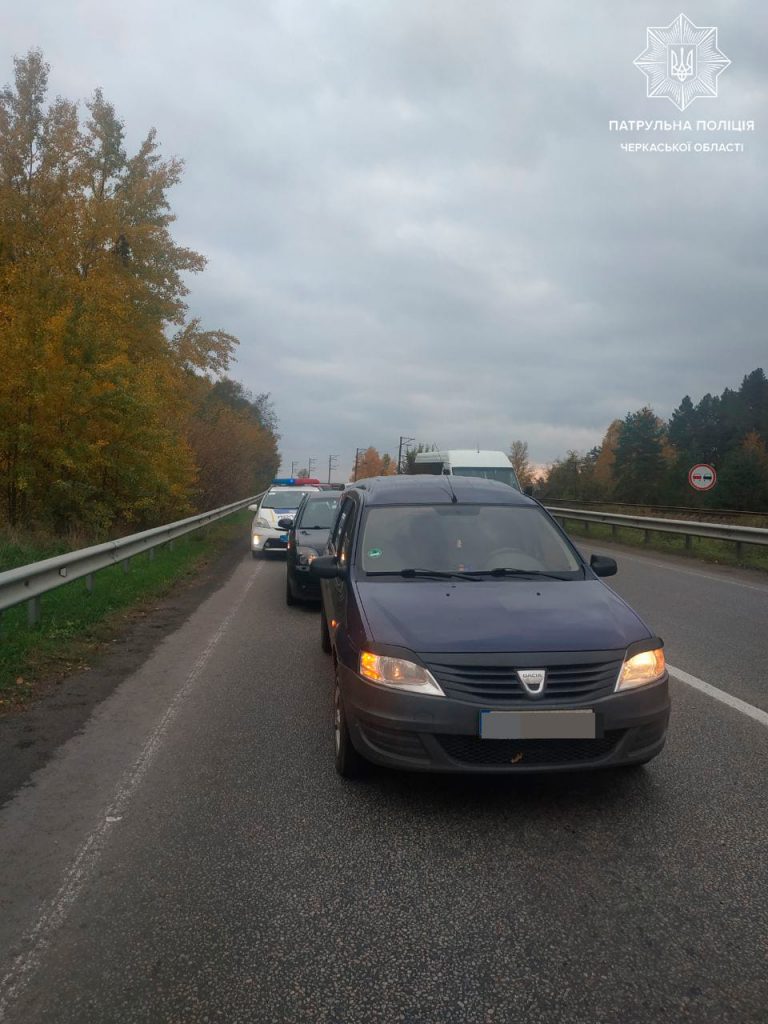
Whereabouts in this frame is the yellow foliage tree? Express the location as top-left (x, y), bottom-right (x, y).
top-left (352, 447), bottom-right (397, 481)
top-left (0, 51), bottom-right (273, 535)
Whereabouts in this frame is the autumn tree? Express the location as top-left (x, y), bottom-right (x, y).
top-left (352, 447), bottom-right (396, 481)
top-left (186, 379), bottom-right (279, 509)
top-left (508, 440), bottom-right (535, 490)
top-left (0, 51), bottom-right (275, 535)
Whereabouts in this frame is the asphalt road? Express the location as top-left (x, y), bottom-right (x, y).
top-left (0, 543), bottom-right (767, 1023)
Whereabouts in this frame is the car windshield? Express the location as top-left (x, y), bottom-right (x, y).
top-left (451, 467), bottom-right (519, 488)
top-left (261, 490), bottom-right (315, 509)
top-left (359, 505), bottom-right (581, 576)
top-left (296, 498), bottom-right (339, 529)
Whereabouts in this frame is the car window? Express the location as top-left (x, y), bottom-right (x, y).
top-left (296, 497), bottom-right (339, 529)
top-left (261, 489), bottom-right (315, 510)
top-left (359, 505), bottom-right (581, 575)
top-left (330, 497), bottom-right (354, 552)
top-left (338, 504), bottom-right (358, 568)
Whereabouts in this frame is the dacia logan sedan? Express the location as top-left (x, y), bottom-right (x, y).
top-left (311, 476), bottom-right (670, 778)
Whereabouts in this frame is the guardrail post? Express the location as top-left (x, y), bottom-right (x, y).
top-left (611, 524), bottom-right (617, 539)
top-left (27, 596), bottom-right (41, 628)
top-left (148, 548), bottom-right (155, 562)
top-left (643, 530), bottom-right (650, 545)
top-left (583, 520), bottom-right (590, 534)
top-left (122, 558), bottom-right (131, 574)
top-left (685, 535), bottom-right (692, 551)
top-left (735, 541), bottom-right (743, 561)
top-left (168, 539), bottom-right (175, 551)
top-left (86, 573), bottom-right (94, 593)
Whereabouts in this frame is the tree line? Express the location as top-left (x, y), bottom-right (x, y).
top-left (534, 368), bottom-right (768, 510)
top-left (0, 51), bottom-right (279, 537)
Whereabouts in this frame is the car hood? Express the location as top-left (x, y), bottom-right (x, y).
top-left (295, 528), bottom-right (330, 552)
top-left (355, 579), bottom-right (651, 654)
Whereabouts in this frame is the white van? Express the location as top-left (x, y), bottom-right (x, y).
top-left (411, 450), bottom-right (522, 490)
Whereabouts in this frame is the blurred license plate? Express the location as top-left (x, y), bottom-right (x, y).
top-left (479, 710), bottom-right (595, 740)
top-left (279, 534), bottom-right (288, 542)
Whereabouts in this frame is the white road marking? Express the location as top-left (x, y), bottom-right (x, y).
top-left (668, 664), bottom-right (768, 729)
top-left (595, 548), bottom-right (768, 595)
top-left (0, 566), bottom-right (261, 1022)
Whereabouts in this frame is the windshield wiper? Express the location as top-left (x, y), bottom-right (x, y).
top-left (367, 568), bottom-right (483, 581)
top-left (481, 568), bottom-right (580, 580)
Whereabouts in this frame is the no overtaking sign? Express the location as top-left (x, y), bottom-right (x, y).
top-left (688, 464), bottom-right (717, 491)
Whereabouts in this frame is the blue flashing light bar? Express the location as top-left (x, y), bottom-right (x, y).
top-left (272, 477), bottom-right (296, 486)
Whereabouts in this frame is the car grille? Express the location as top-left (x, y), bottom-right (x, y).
top-left (425, 657), bottom-right (622, 705)
top-left (437, 732), bottom-right (623, 766)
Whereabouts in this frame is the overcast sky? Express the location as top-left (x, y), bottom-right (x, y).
top-left (4, 1), bottom-right (767, 479)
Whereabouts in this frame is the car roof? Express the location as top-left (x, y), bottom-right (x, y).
top-left (348, 475), bottom-right (535, 507)
top-left (301, 491), bottom-right (339, 501)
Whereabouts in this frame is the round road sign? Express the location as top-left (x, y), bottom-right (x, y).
top-left (688, 464), bottom-right (717, 491)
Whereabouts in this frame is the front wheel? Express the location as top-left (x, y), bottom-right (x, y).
top-left (334, 676), bottom-right (366, 779)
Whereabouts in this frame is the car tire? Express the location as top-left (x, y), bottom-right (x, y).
top-left (334, 674), bottom-right (366, 779)
top-left (285, 576), bottom-right (296, 606)
top-left (320, 612), bottom-right (332, 654)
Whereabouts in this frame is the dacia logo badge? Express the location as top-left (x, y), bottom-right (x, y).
top-left (517, 669), bottom-right (546, 697)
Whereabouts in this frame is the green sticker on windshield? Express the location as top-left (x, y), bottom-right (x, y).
top-left (368, 547), bottom-right (382, 559)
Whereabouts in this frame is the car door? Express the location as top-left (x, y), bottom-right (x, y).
top-left (323, 496), bottom-right (358, 642)
top-left (321, 496), bottom-right (353, 626)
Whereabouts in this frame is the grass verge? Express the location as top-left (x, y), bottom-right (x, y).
top-left (0, 511), bottom-right (249, 710)
top-left (560, 518), bottom-right (768, 572)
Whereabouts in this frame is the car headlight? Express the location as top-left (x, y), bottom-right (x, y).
top-left (296, 546), bottom-right (318, 566)
top-left (616, 648), bottom-right (666, 691)
top-left (359, 652), bottom-right (444, 696)
top-left (255, 517), bottom-right (271, 528)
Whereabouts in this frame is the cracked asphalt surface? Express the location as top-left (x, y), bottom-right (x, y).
top-left (0, 543), bottom-right (766, 1023)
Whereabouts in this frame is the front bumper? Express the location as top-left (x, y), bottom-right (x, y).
top-left (289, 564), bottom-right (322, 599)
top-left (251, 527), bottom-right (290, 553)
top-left (338, 662), bottom-right (670, 773)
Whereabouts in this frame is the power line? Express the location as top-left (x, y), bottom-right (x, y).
top-left (353, 447), bottom-right (365, 482)
top-left (397, 436), bottom-right (415, 474)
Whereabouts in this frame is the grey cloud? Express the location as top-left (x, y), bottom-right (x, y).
top-left (3, 0), bottom-right (765, 479)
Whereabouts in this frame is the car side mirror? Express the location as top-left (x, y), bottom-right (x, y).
top-left (248, 504), bottom-right (260, 512)
top-left (277, 517), bottom-right (293, 529)
top-left (310, 555), bottom-right (345, 579)
top-left (590, 554), bottom-right (617, 578)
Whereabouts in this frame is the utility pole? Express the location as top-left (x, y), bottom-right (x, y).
top-left (353, 447), bottom-right (365, 482)
top-left (308, 457), bottom-right (316, 478)
top-left (290, 461), bottom-right (297, 476)
top-left (397, 436), bottom-right (415, 474)
top-left (327, 454), bottom-right (338, 483)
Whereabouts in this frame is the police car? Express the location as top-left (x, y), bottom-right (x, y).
top-left (250, 479), bottom-right (321, 557)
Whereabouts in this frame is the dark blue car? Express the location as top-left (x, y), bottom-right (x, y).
top-left (311, 475), bottom-right (670, 778)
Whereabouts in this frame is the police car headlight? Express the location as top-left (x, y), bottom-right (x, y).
top-left (359, 652), bottom-right (444, 696)
top-left (617, 648), bottom-right (666, 690)
top-left (254, 517), bottom-right (271, 528)
top-left (296, 547), bottom-right (318, 566)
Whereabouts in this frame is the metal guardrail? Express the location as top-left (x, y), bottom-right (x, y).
top-left (546, 507), bottom-right (768, 555)
top-left (0, 492), bottom-right (266, 627)
top-left (543, 497), bottom-right (768, 522)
